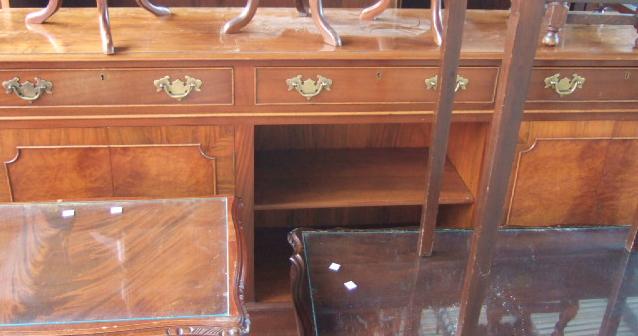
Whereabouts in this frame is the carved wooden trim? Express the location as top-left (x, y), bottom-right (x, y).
top-left (230, 197), bottom-right (251, 335)
top-left (288, 229), bottom-right (314, 336)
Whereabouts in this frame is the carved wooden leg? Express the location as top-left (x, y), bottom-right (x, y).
top-left (309, 0), bottom-right (341, 46)
top-left (431, 0), bottom-right (443, 46)
top-left (25, 0), bottom-right (62, 24)
top-left (135, 0), bottom-right (171, 17)
top-left (542, 1), bottom-right (569, 47)
top-left (222, 0), bottom-right (259, 34)
top-left (359, 0), bottom-right (391, 21)
top-left (295, 0), bottom-right (310, 17)
top-left (96, 0), bottom-right (114, 55)
top-left (551, 301), bottom-right (579, 336)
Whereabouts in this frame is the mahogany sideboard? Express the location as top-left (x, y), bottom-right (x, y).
top-left (1, 7), bottom-right (637, 334)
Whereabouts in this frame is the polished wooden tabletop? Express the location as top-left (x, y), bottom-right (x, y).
top-left (296, 227), bottom-right (638, 335)
top-left (0, 198), bottom-right (231, 327)
top-left (0, 8), bottom-right (637, 62)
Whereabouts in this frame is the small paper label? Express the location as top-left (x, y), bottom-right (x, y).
top-left (328, 263), bottom-right (341, 272)
top-left (344, 281), bottom-right (357, 290)
top-left (110, 206), bottom-right (123, 215)
top-left (61, 209), bottom-right (75, 218)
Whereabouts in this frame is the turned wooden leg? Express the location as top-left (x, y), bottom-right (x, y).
top-left (135, 0), bottom-right (171, 17)
top-left (96, 0), bottom-right (114, 54)
top-left (309, 0), bottom-right (341, 46)
top-left (431, 0), bottom-right (443, 46)
top-left (360, 0), bottom-right (391, 21)
top-left (25, 0), bottom-right (62, 24)
top-left (296, 0), bottom-right (309, 17)
top-left (542, 1), bottom-right (569, 47)
top-left (222, 0), bottom-right (259, 34)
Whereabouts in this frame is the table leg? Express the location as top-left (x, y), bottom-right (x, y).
top-left (222, 0), bottom-right (260, 34)
top-left (96, 0), bottom-right (114, 55)
top-left (296, 0), bottom-right (310, 17)
top-left (359, 0), bottom-right (392, 21)
top-left (542, 1), bottom-right (569, 47)
top-left (309, 0), bottom-right (341, 46)
top-left (454, 0), bottom-right (546, 334)
top-left (431, 0), bottom-right (443, 46)
top-left (135, 0), bottom-right (171, 17)
top-left (25, 0), bottom-right (62, 24)
top-left (627, 208), bottom-right (638, 252)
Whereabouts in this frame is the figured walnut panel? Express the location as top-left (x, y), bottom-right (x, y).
top-left (110, 145), bottom-right (216, 198)
top-left (5, 147), bottom-right (114, 202)
top-left (5, 144), bottom-right (218, 202)
top-left (507, 138), bottom-right (638, 226)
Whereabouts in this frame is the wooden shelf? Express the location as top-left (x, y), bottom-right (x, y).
top-left (255, 148), bottom-right (473, 211)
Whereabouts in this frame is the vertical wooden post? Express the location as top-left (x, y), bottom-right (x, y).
top-left (599, 250), bottom-right (634, 335)
top-left (626, 206), bottom-right (638, 252)
top-left (418, 0), bottom-right (468, 256)
top-left (454, 0), bottom-right (546, 334)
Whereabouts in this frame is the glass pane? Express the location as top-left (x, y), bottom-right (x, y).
top-left (0, 198), bottom-right (230, 326)
top-left (302, 227), bottom-right (638, 336)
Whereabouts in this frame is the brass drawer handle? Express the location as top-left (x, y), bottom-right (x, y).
top-left (425, 74), bottom-right (469, 92)
top-left (544, 73), bottom-right (585, 97)
top-left (286, 75), bottom-right (332, 100)
top-left (153, 76), bottom-right (202, 101)
top-left (2, 77), bottom-right (53, 101)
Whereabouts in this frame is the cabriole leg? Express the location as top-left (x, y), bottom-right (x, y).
top-left (222, 0), bottom-right (259, 34)
top-left (25, 0), bottom-right (62, 24)
top-left (135, 0), bottom-right (171, 17)
top-left (96, 0), bottom-right (114, 54)
top-left (360, 0), bottom-right (391, 21)
top-left (309, 0), bottom-right (341, 46)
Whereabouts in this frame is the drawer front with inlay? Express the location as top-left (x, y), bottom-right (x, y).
top-left (527, 67), bottom-right (637, 103)
top-left (255, 67), bottom-right (499, 105)
top-left (0, 68), bottom-right (233, 106)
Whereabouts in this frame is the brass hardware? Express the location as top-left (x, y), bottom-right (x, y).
top-left (544, 73), bottom-right (585, 97)
top-left (2, 77), bottom-right (53, 101)
top-left (286, 75), bottom-right (332, 100)
top-left (424, 74), bottom-right (469, 92)
top-left (153, 76), bottom-right (202, 101)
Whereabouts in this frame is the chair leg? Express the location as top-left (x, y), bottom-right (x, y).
top-left (431, 0), bottom-right (442, 46)
top-left (222, 0), bottom-right (259, 34)
top-left (96, 0), bottom-right (114, 55)
top-left (295, 0), bottom-right (310, 17)
top-left (309, 0), bottom-right (341, 46)
top-left (359, 0), bottom-right (391, 21)
top-left (135, 0), bottom-right (171, 17)
top-left (542, 1), bottom-right (569, 47)
top-left (25, 0), bottom-right (62, 24)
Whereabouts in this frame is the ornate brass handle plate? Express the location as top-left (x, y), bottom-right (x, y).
top-left (425, 74), bottom-right (469, 92)
top-left (544, 73), bottom-right (585, 97)
top-left (153, 76), bottom-right (203, 101)
top-left (2, 77), bottom-right (53, 101)
top-left (286, 75), bottom-right (332, 100)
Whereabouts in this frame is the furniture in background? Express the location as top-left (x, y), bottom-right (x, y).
top-left (1, 6), bottom-right (638, 334)
top-left (543, 1), bottom-right (638, 47)
top-left (289, 227), bottom-right (638, 335)
top-left (23, 0), bottom-right (170, 54)
top-left (0, 197), bottom-right (249, 335)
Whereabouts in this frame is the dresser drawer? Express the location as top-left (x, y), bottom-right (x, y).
top-left (527, 67), bottom-right (637, 103)
top-left (255, 67), bottom-right (498, 105)
top-left (0, 68), bottom-right (233, 106)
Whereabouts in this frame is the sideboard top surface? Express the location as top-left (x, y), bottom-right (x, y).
top-left (0, 8), bottom-right (637, 63)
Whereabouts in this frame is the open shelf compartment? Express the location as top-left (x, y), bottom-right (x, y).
top-left (255, 148), bottom-right (473, 211)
